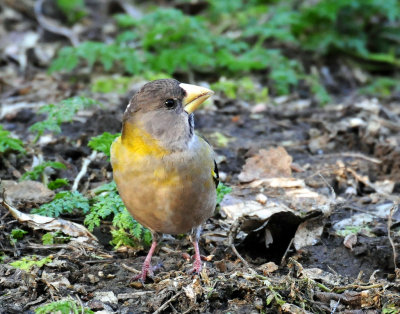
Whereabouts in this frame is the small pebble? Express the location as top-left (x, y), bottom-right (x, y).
top-left (255, 193), bottom-right (268, 204)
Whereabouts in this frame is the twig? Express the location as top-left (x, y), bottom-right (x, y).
top-left (34, 0), bottom-right (79, 46)
top-left (339, 152), bottom-right (382, 164)
top-left (75, 294), bottom-right (84, 314)
top-left (72, 151), bottom-right (97, 191)
top-left (377, 117), bottom-right (400, 132)
top-left (332, 283), bottom-right (384, 292)
top-left (280, 237), bottom-right (294, 266)
top-left (387, 203), bottom-right (399, 278)
top-left (313, 152), bottom-right (382, 164)
top-left (152, 291), bottom-right (183, 314)
top-left (227, 218), bottom-right (252, 269)
top-left (345, 167), bottom-right (400, 202)
top-left (116, 0), bottom-right (143, 19)
top-left (231, 243), bottom-right (250, 269)
top-left (182, 304), bottom-right (196, 314)
top-left (346, 167), bottom-right (385, 195)
top-left (121, 263), bottom-right (140, 274)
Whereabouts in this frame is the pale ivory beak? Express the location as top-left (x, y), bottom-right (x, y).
top-left (180, 83), bottom-right (214, 114)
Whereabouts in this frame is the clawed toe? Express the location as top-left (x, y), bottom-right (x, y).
top-left (131, 262), bottom-right (164, 283)
top-left (187, 259), bottom-right (203, 275)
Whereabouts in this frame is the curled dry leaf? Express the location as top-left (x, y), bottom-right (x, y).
top-left (238, 146), bottom-right (292, 183)
top-left (2, 199), bottom-right (97, 241)
top-left (257, 262), bottom-right (279, 275)
top-left (343, 234), bottom-right (358, 250)
top-left (293, 217), bottom-right (325, 250)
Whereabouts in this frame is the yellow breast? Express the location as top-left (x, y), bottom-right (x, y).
top-left (111, 123), bottom-right (169, 171)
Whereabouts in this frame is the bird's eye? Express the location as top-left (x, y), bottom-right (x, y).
top-left (164, 99), bottom-right (175, 109)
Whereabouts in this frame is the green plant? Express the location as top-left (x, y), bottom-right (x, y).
top-left (88, 132), bottom-right (120, 156)
top-left (0, 252), bottom-right (7, 263)
top-left (48, 0), bottom-right (400, 103)
top-left (42, 231), bottom-right (70, 245)
top-left (304, 74), bottom-right (332, 105)
top-left (21, 161), bottom-right (66, 182)
top-left (211, 77), bottom-right (268, 103)
top-left (216, 183), bottom-right (232, 205)
top-left (56, 0), bottom-right (87, 24)
top-left (10, 228), bottom-right (28, 245)
top-left (10, 255), bottom-right (52, 271)
top-left (29, 97), bottom-right (100, 141)
top-left (91, 76), bottom-right (138, 94)
top-left (49, 41), bottom-right (143, 74)
top-left (85, 181), bottom-right (152, 248)
top-left (50, 8), bottom-right (302, 96)
top-left (35, 298), bottom-right (93, 314)
top-left (32, 191), bottom-right (90, 217)
top-left (33, 181), bottom-right (151, 248)
top-left (0, 125), bottom-right (25, 154)
top-left (292, 0), bottom-right (400, 63)
top-left (47, 178), bottom-right (69, 190)
top-left (360, 77), bottom-right (400, 97)
top-left (382, 303), bottom-right (400, 314)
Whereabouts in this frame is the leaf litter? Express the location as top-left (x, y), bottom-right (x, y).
top-left (0, 2), bottom-right (400, 314)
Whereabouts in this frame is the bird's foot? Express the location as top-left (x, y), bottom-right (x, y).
top-left (131, 262), bottom-right (153, 282)
top-left (131, 262), bottom-right (163, 282)
top-left (187, 256), bottom-right (203, 274)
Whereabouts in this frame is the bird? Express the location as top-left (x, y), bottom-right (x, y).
top-left (110, 79), bottom-right (218, 281)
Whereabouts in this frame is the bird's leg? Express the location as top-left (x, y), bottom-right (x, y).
top-left (189, 226), bottom-right (203, 274)
top-left (132, 231), bottom-right (161, 282)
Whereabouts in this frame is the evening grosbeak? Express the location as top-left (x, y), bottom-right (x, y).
top-left (110, 79), bottom-right (218, 281)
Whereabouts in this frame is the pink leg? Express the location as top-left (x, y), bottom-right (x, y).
top-left (132, 240), bottom-right (157, 282)
top-left (188, 226), bottom-right (203, 274)
top-left (191, 240), bottom-right (203, 274)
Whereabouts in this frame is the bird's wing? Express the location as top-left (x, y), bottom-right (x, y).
top-left (212, 160), bottom-right (219, 188)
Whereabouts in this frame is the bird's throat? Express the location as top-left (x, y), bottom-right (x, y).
top-left (121, 122), bottom-right (169, 157)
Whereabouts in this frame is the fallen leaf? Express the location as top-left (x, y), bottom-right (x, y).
top-left (293, 217), bottom-right (325, 250)
top-left (93, 291), bottom-right (118, 304)
top-left (2, 199), bottom-right (97, 241)
top-left (238, 146), bottom-right (292, 183)
top-left (343, 234), bottom-right (357, 250)
top-left (2, 180), bottom-right (54, 206)
top-left (257, 262), bottom-right (278, 275)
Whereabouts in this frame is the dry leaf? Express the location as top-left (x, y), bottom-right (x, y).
top-left (294, 218), bottom-right (325, 250)
top-left (238, 146), bottom-right (292, 182)
top-left (2, 180), bottom-right (54, 206)
top-left (257, 262), bottom-right (278, 275)
top-left (343, 234), bottom-right (357, 250)
top-left (2, 199), bottom-right (97, 241)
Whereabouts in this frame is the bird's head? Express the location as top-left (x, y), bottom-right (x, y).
top-left (122, 79), bottom-right (213, 151)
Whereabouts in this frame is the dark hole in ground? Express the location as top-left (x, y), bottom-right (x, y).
top-left (238, 212), bottom-right (303, 264)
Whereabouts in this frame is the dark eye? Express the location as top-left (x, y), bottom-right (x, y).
top-left (164, 99), bottom-right (175, 109)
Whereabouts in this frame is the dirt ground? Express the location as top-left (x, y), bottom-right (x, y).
top-left (1, 1), bottom-right (400, 313)
top-left (1, 91), bottom-right (400, 313)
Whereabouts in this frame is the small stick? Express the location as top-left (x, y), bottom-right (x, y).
top-left (280, 237), bottom-right (294, 266)
top-left (72, 151), bottom-right (97, 191)
top-left (75, 294), bottom-right (84, 314)
top-left (152, 291), bottom-right (182, 314)
top-left (346, 167), bottom-right (384, 195)
top-left (121, 263), bottom-right (140, 274)
top-left (227, 219), bottom-right (253, 270)
top-left (314, 152), bottom-right (382, 164)
top-left (387, 203), bottom-right (399, 278)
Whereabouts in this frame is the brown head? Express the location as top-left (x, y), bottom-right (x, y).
top-left (122, 79), bottom-right (213, 152)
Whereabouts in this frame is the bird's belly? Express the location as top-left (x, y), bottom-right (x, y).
top-left (113, 158), bottom-right (216, 234)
